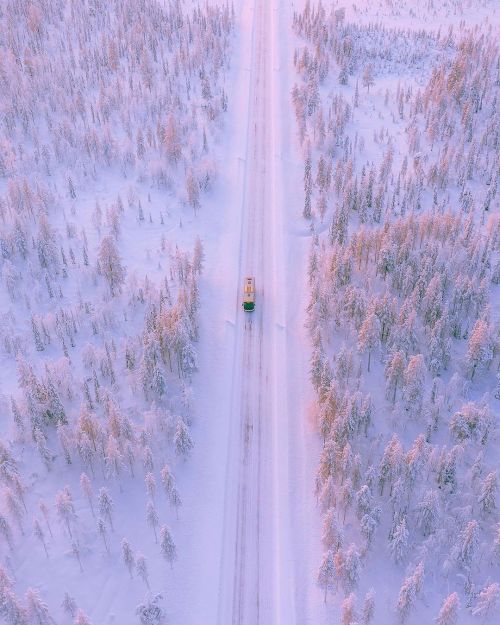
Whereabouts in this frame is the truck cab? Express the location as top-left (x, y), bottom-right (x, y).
top-left (242, 277), bottom-right (255, 311)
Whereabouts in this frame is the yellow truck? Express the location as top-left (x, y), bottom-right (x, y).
top-left (242, 277), bottom-right (255, 311)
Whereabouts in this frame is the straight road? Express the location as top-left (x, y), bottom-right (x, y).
top-left (217, 1), bottom-right (323, 623)
top-left (216, 0), bottom-right (295, 623)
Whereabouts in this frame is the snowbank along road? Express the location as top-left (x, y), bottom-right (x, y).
top-left (216, 0), bottom-right (301, 624)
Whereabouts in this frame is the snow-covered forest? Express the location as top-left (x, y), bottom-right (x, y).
top-left (293, 1), bottom-right (499, 623)
top-left (0, 0), bottom-right (234, 622)
top-left (0, 0), bottom-right (498, 624)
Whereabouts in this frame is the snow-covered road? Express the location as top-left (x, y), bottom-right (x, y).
top-left (215, 1), bottom-right (321, 623)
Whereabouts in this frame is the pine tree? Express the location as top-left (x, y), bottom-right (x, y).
top-left (143, 447), bottom-right (154, 473)
top-left (472, 583), bottom-right (499, 620)
top-left (436, 592), bottom-right (460, 625)
top-left (416, 490), bottom-right (439, 536)
top-left (5, 488), bottom-right (24, 534)
top-left (74, 609), bottom-right (92, 625)
top-left (62, 593), bottom-right (77, 618)
top-left (362, 64), bottom-right (375, 92)
top-left (390, 516), bottom-right (409, 564)
top-left (402, 354), bottom-right (425, 418)
top-left (396, 573), bottom-right (416, 623)
top-left (97, 487), bottom-right (114, 530)
top-left (385, 351), bottom-right (405, 403)
top-left (161, 464), bottom-right (174, 497)
top-left (159, 525), bottom-right (177, 568)
top-left (71, 541), bottom-right (83, 572)
top-left (121, 539), bottom-right (135, 578)
top-left (0, 514), bottom-right (13, 549)
top-left (186, 168), bottom-right (200, 211)
top-left (98, 236), bottom-right (125, 296)
top-left (478, 471), bottom-right (497, 514)
top-left (193, 237), bottom-right (204, 275)
top-left (163, 114), bottom-right (181, 163)
top-left (341, 593), bottom-right (357, 625)
top-left (174, 419), bottom-right (193, 457)
top-left (322, 507), bottom-right (343, 551)
top-left (55, 487), bottom-right (77, 537)
top-left (1, 587), bottom-right (28, 625)
top-left (465, 318), bottom-right (493, 380)
top-left (362, 588), bottom-right (375, 624)
top-left (317, 549), bottom-right (335, 602)
top-left (26, 588), bottom-right (52, 625)
top-left (456, 519), bottom-right (478, 569)
top-left (136, 594), bottom-right (164, 625)
top-left (97, 517), bottom-right (109, 553)
top-left (136, 553), bottom-right (150, 589)
top-left (357, 312), bottom-right (380, 372)
top-left (356, 485), bottom-right (373, 520)
top-left (169, 487), bottom-right (182, 519)
top-left (146, 500), bottom-right (159, 542)
top-left (33, 518), bottom-right (48, 557)
top-left (80, 473), bottom-right (94, 516)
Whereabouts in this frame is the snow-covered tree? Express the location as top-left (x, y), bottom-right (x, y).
top-left (322, 507), bottom-right (343, 551)
top-left (62, 593), bottom-right (77, 618)
top-left (55, 487), bottom-right (77, 537)
top-left (26, 588), bottom-right (52, 625)
top-left (456, 520), bottom-right (479, 569)
top-left (465, 319), bottom-right (493, 380)
top-left (80, 473), bottom-right (94, 516)
top-left (403, 354), bottom-right (425, 418)
top-left (136, 594), bottom-right (164, 625)
top-left (136, 553), bottom-right (150, 589)
top-left (362, 588), bottom-right (375, 624)
top-left (357, 312), bottom-right (380, 372)
top-left (385, 351), bottom-right (405, 403)
top-left (317, 549), bottom-right (335, 602)
top-left (343, 543), bottom-right (360, 591)
top-left (33, 518), bottom-right (48, 557)
top-left (472, 583), bottom-right (499, 620)
top-left (97, 487), bottom-right (114, 530)
top-left (146, 500), bottom-right (159, 542)
top-left (396, 573), bottom-right (416, 622)
top-left (74, 609), bottom-right (92, 625)
top-left (97, 517), bottom-right (109, 553)
top-left (450, 402), bottom-right (492, 444)
top-left (0, 587), bottom-right (28, 625)
top-left (159, 525), bottom-right (177, 568)
top-left (145, 473), bottom-right (156, 501)
top-left (174, 419), bottom-right (193, 458)
top-left (121, 539), bottom-right (135, 578)
top-left (416, 490), bottom-right (439, 536)
top-left (478, 471), bottom-right (497, 514)
top-left (341, 592), bottom-right (357, 625)
top-left (160, 464), bottom-right (174, 497)
top-left (390, 516), bottom-right (409, 564)
top-left (436, 592), bottom-right (460, 625)
top-left (98, 236), bottom-right (125, 296)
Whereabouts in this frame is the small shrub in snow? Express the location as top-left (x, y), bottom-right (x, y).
top-left (136, 594), bottom-right (164, 625)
